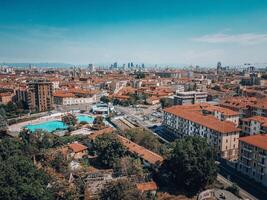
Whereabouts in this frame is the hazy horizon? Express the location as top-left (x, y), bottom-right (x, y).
top-left (1, 0), bottom-right (267, 66)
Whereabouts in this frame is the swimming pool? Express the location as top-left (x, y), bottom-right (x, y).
top-left (77, 115), bottom-right (95, 123)
top-left (25, 120), bottom-right (68, 133)
top-left (24, 115), bottom-right (95, 133)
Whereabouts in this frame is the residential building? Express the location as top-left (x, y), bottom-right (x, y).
top-left (0, 92), bottom-right (13, 104)
top-left (27, 80), bottom-right (54, 112)
top-left (54, 91), bottom-right (97, 106)
top-left (68, 142), bottom-right (88, 159)
top-left (220, 97), bottom-right (267, 118)
top-left (241, 116), bottom-right (267, 136)
top-left (203, 105), bottom-right (240, 127)
top-left (163, 104), bottom-right (240, 160)
top-left (174, 91), bottom-right (207, 105)
top-left (249, 99), bottom-right (267, 117)
top-left (238, 134), bottom-right (267, 186)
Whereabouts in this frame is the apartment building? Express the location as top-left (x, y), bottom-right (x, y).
top-left (241, 116), bottom-right (267, 136)
top-left (220, 97), bottom-right (267, 118)
top-left (27, 80), bottom-right (53, 112)
top-left (54, 91), bottom-right (97, 106)
top-left (220, 97), bottom-right (256, 118)
top-left (249, 99), bottom-right (267, 117)
top-left (238, 134), bottom-right (267, 186)
top-left (0, 92), bottom-right (13, 104)
top-left (163, 104), bottom-right (240, 160)
top-left (203, 105), bottom-right (240, 127)
top-left (174, 91), bottom-right (207, 105)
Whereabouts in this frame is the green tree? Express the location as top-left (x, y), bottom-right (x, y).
top-left (94, 133), bottom-right (127, 168)
top-left (100, 179), bottom-right (145, 200)
top-left (100, 96), bottom-right (110, 103)
top-left (0, 108), bottom-right (6, 119)
top-left (160, 98), bottom-right (172, 109)
top-left (114, 156), bottom-right (144, 177)
top-left (158, 136), bottom-right (217, 195)
top-left (51, 152), bottom-right (68, 174)
top-left (0, 114), bottom-right (8, 133)
top-left (0, 137), bottom-right (23, 161)
top-left (135, 71), bottom-right (146, 79)
top-left (92, 116), bottom-right (105, 130)
top-left (0, 155), bottom-right (53, 200)
top-left (62, 113), bottom-right (77, 126)
top-left (122, 128), bottom-right (167, 156)
top-left (226, 183), bottom-right (239, 197)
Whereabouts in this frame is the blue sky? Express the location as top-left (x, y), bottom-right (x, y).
top-left (0, 0), bottom-right (267, 66)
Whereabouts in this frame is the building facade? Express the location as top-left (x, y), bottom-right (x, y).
top-left (241, 116), bottom-right (267, 136)
top-left (174, 91), bottom-right (207, 105)
top-left (238, 134), bottom-right (267, 186)
top-left (163, 104), bottom-right (240, 160)
top-left (27, 80), bottom-right (54, 112)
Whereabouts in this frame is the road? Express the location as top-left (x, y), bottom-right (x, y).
top-left (114, 105), bottom-right (169, 143)
top-left (114, 105), bottom-right (266, 200)
top-left (219, 164), bottom-right (267, 200)
top-left (217, 174), bottom-right (258, 200)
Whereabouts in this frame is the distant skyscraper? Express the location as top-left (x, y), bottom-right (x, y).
top-left (114, 62), bottom-right (118, 68)
top-left (217, 61), bottom-right (222, 74)
top-left (141, 63), bottom-right (145, 68)
top-left (127, 63), bottom-right (131, 68)
top-left (130, 62), bottom-right (134, 68)
top-left (88, 64), bottom-right (95, 72)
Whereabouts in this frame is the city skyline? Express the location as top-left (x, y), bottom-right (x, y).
top-left (1, 0), bottom-right (267, 66)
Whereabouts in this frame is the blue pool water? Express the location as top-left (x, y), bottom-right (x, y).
top-left (77, 115), bottom-right (95, 123)
top-left (25, 120), bottom-right (68, 133)
top-left (25, 115), bottom-right (95, 133)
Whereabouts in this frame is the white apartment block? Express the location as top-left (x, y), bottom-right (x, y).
top-left (174, 91), bottom-right (207, 105)
top-left (238, 134), bottom-right (267, 186)
top-left (163, 104), bottom-right (240, 160)
top-left (241, 116), bottom-right (267, 136)
top-left (54, 93), bottom-right (97, 106)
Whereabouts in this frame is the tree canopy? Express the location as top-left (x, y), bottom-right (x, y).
top-left (157, 136), bottom-right (217, 195)
top-left (121, 128), bottom-right (168, 156)
top-left (100, 179), bottom-right (145, 200)
top-left (62, 113), bottom-right (77, 126)
top-left (92, 116), bottom-right (105, 130)
top-left (94, 133), bottom-right (128, 168)
top-left (0, 137), bottom-right (53, 200)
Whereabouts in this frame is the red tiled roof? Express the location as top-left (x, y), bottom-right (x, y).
top-left (136, 181), bottom-right (158, 192)
top-left (204, 105), bottom-right (239, 116)
top-left (239, 134), bottom-right (267, 151)
top-left (242, 116), bottom-right (267, 127)
top-left (54, 91), bottom-right (75, 98)
top-left (68, 143), bottom-right (87, 153)
top-left (89, 127), bottom-right (115, 140)
top-left (117, 135), bottom-right (163, 164)
top-left (164, 104), bottom-right (240, 134)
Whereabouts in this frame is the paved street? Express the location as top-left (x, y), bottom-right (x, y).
top-left (114, 105), bottom-right (267, 200)
top-left (219, 164), bottom-right (267, 200)
top-left (114, 105), bottom-right (169, 143)
top-left (217, 174), bottom-right (258, 200)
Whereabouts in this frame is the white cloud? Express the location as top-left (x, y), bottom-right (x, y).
top-left (193, 33), bottom-right (267, 45)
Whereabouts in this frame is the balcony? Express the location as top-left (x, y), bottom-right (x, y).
top-left (242, 155), bottom-right (252, 161)
top-left (240, 162), bottom-right (251, 169)
top-left (243, 147), bottom-right (253, 153)
top-left (258, 162), bottom-right (266, 167)
top-left (259, 154), bottom-right (267, 158)
top-left (256, 171), bottom-right (265, 176)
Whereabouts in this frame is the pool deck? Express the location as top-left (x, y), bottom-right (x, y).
top-left (8, 111), bottom-right (112, 137)
top-left (8, 112), bottom-right (64, 134)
